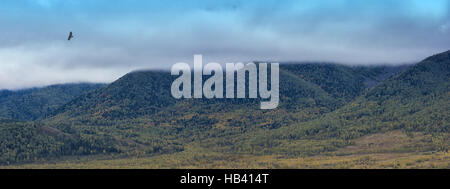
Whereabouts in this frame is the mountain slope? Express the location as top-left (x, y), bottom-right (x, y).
top-left (257, 51), bottom-right (449, 155)
top-left (37, 63), bottom-right (407, 157)
top-left (0, 58), bottom-right (430, 165)
top-left (51, 71), bottom-right (175, 120)
top-left (339, 50), bottom-right (449, 133)
top-left (50, 64), bottom-right (400, 121)
top-left (0, 83), bottom-right (104, 121)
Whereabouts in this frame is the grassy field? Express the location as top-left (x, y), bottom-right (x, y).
top-left (3, 150), bottom-right (448, 169)
top-left (3, 130), bottom-right (448, 169)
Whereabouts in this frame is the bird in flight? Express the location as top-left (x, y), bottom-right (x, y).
top-left (68, 31), bottom-right (74, 41)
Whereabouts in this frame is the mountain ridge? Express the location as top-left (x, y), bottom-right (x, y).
top-left (0, 51), bottom-right (448, 167)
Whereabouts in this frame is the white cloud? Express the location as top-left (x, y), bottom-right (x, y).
top-left (1, 0), bottom-right (449, 89)
top-left (0, 42), bottom-right (145, 89)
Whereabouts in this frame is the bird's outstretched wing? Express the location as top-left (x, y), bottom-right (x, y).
top-left (68, 32), bottom-right (73, 41)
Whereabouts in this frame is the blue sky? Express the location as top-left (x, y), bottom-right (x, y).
top-left (0, 0), bottom-right (449, 89)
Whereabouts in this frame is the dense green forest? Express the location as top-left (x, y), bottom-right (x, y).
top-left (0, 83), bottom-right (104, 120)
top-left (0, 51), bottom-right (448, 168)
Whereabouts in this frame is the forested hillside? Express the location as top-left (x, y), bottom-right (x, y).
top-left (0, 83), bottom-right (104, 120)
top-left (0, 51), bottom-right (448, 168)
top-left (241, 51), bottom-right (449, 156)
